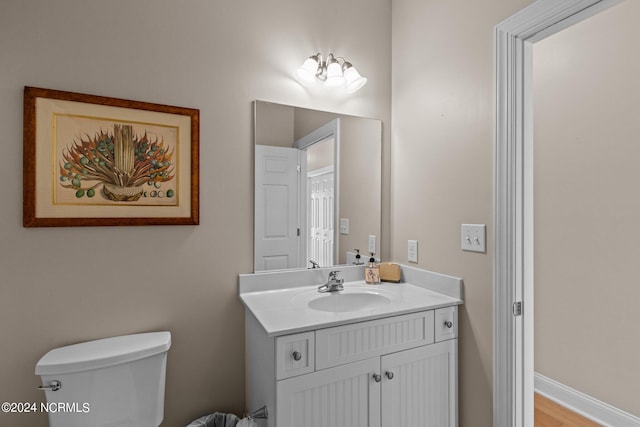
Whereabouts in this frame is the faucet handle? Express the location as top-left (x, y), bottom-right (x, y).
top-left (328, 270), bottom-right (341, 280)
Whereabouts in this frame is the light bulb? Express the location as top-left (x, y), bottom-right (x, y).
top-left (296, 56), bottom-right (319, 85)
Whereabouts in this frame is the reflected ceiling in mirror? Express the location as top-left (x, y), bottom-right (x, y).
top-left (254, 100), bottom-right (382, 272)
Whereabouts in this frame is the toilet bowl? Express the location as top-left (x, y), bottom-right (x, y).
top-left (35, 331), bottom-right (171, 427)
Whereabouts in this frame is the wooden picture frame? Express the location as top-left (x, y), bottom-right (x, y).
top-left (23, 86), bottom-right (199, 227)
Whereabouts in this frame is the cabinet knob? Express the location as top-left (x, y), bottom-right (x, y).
top-left (444, 320), bottom-right (453, 328)
top-left (372, 374), bottom-right (382, 383)
top-left (385, 371), bottom-right (394, 380)
top-left (292, 351), bottom-right (302, 361)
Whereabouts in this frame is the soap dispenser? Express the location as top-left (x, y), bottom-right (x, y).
top-left (365, 252), bottom-right (380, 284)
top-left (353, 249), bottom-right (363, 265)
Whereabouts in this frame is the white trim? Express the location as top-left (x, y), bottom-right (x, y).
top-left (535, 373), bottom-right (640, 427)
top-left (493, 1), bottom-right (622, 426)
top-left (293, 119), bottom-right (339, 150)
top-left (295, 119), bottom-right (341, 266)
top-left (307, 165), bottom-right (333, 178)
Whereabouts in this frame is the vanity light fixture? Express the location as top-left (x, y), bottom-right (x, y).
top-left (296, 53), bottom-right (367, 94)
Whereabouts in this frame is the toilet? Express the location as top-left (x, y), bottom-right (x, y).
top-left (35, 331), bottom-right (171, 427)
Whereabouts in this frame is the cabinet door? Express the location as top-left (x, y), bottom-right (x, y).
top-left (381, 340), bottom-right (457, 427)
top-left (276, 357), bottom-right (381, 427)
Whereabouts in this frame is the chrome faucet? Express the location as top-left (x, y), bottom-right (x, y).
top-left (317, 270), bottom-right (344, 293)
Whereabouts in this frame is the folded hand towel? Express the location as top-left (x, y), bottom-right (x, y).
top-left (379, 262), bottom-right (401, 282)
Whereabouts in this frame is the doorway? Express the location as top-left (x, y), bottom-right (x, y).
top-left (254, 120), bottom-right (338, 271)
top-left (493, 0), bottom-right (628, 426)
top-left (295, 119), bottom-right (339, 269)
top-left (532, 1), bottom-right (640, 424)
top-left (304, 137), bottom-right (336, 268)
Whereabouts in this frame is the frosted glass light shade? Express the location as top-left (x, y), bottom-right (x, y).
top-left (324, 61), bottom-right (345, 88)
top-left (344, 66), bottom-right (367, 93)
top-left (297, 57), bottom-right (319, 85)
top-left (297, 53), bottom-right (366, 93)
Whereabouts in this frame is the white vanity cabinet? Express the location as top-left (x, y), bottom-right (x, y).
top-left (246, 306), bottom-right (458, 427)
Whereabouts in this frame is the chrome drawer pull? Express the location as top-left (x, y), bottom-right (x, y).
top-left (444, 320), bottom-right (453, 328)
top-left (292, 351), bottom-right (302, 361)
top-left (385, 371), bottom-right (394, 380)
top-left (372, 374), bottom-right (382, 383)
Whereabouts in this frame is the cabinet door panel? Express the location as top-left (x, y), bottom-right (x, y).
top-left (381, 340), bottom-right (457, 427)
top-left (277, 357), bottom-right (381, 427)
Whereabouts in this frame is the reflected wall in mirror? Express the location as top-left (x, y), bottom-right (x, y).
top-left (254, 100), bottom-right (382, 272)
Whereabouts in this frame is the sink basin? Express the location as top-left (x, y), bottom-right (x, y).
top-left (307, 289), bottom-right (393, 313)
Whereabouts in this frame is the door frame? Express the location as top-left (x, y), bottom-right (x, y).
top-left (493, 1), bottom-right (622, 426)
top-left (295, 119), bottom-right (340, 266)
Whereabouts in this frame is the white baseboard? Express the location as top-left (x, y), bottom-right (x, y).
top-left (534, 372), bottom-right (640, 427)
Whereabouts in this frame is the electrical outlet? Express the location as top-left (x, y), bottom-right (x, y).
top-left (340, 218), bottom-right (349, 235)
top-left (408, 240), bottom-right (418, 263)
top-left (368, 235), bottom-right (376, 254)
top-left (461, 224), bottom-right (486, 253)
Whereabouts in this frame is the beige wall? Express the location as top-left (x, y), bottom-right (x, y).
top-left (533, 0), bottom-right (640, 416)
top-left (391, 0), bottom-right (533, 425)
top-left (0, 0), bottom-right (390, 425)
top-left (293, 108), bottom-right (339, 140)
top-left (338, 117), bottom-right (382, 263)
top-left (306, 138), bottom-right (334, 171)
top-left (254, 102), bottom-right (295, 147)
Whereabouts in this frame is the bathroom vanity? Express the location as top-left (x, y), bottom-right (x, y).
top-left (239, 265), bottom-right (463, 427)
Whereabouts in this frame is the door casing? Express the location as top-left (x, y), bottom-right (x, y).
top-left (493, 1), bottom-right (622, 426)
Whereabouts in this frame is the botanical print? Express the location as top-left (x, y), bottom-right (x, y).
top-left (54, 115), bottom-right (179, 206)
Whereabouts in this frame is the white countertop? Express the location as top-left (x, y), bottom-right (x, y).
top-left (240, 280), bottom-right (462, 337)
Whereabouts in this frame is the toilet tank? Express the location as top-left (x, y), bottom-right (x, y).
top-left (36, 331), bottom-right (171, 427)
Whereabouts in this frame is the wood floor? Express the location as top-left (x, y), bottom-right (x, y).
top-left (535, 393), bottom-right (602, 427)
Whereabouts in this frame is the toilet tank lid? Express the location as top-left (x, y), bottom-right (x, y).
top-left (35, 331), bottom-right (171, 375)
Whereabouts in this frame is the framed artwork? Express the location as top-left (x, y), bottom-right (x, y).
top-left (23, 86), bottom-right (199, 227)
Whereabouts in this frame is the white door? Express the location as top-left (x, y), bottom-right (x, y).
top-left (276, 357), bottom-right (381, 427)
top-left (254, 145), bottom-right (302, 271)
top-left (381, 340), bottom-right (458, 427)
top-left (308, 168), bottom-right (334, 268)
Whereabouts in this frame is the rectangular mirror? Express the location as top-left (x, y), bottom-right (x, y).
top-left (254, 100), bottom-right (382, 272)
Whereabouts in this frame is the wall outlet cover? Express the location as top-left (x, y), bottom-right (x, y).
top-left (408, 239), bottom-right (418, 263)
top-left (368, 235), bottom-right (376, 254)
top-left (339, 218), bottom-right (349, 235)
top-left (461, 224), bottom-right (486, 253)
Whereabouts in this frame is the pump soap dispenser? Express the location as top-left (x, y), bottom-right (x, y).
top-left (365, 253), bottom-right (380, 284)
top-left (353, 249), bottom-right (363, 265)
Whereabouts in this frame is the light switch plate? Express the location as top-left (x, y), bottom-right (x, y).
top-left (368, 235), bottom-right (376, 254)
top-left (408, 240), bottom-right (418, 263)
top-left (339, 218), bottom-right (349, 235)
top-left (461, 224), bottom-right (486, 253)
